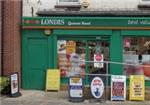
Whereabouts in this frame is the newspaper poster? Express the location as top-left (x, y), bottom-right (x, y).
top-left (111, 75), bottom-right (126, 101)
top-left (129, 75), bottom-right (145, 101)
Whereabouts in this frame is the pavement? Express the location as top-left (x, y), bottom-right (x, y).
top-left (1, 90), bottom-right (150, 105)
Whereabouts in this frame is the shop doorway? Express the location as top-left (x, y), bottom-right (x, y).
top-left (22, 34), bottom-right (50, 90)
top-left (87, 41), bottom-right (110, 75)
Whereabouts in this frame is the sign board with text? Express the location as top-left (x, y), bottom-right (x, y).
top-left (94, 54), bottom-right (104, 68)
top-left (10, 73), bottom-right (19, 95)
top-left (129, 75), bottom-right (145, 101)
top-left (23, 17), bottom-right (150, 28)
top-left (45, 69), bottom-right (60, 91)
top-left (111, 75), bottom-right (126, 101)
top-left (91, 77), bottom-right (105, 99)
top-left (69, 77), bottom-right (84, 102)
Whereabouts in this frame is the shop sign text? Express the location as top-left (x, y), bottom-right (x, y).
top-left (128, 20), bottom-right (150, 25)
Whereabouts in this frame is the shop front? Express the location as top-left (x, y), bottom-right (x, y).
top-left (22, 17), bottom-right (150, 90)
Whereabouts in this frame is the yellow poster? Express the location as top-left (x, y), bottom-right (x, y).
top-left (45, 69), bottom-right (60, 91)
top-left (66, 41), bottom-right (76, 54)
top-left (129, 75), bottom-right (145, 101)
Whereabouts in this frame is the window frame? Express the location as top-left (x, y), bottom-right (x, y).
top-left (57, 0), bottom-right (80, 5)
top-left (139, 0), bottom-right (150, 4)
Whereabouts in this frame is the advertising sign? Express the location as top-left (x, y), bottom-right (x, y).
top-left (45, 69), bottom-right (60, 91)
top-left (94, 54), bottom-right (103, 68)
top-left (66, 41), bottom-right (76, 54)
top-left (91, 77), bottom-right (104, 99)
top-left (111, 75), bottom-right (126, 101)
top-left (10, 73), bottom-right (19, 95)
top-left (57, 40), bottom-right (66, 54)
top-left (129, 75), bottom-right (145, 101)
top-left (69, 77), bottom-right (83, 97)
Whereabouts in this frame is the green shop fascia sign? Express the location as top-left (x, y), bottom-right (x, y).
top-left (23, 17), bottom-right (150, 27)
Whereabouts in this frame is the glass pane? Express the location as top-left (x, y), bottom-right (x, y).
top-left (88, 41), bottom-right (109, 74)
top-left (123, 37), bottom-right (150, 80)
top-left (59, 0), bottom-right (78, 2)
top-left (57, 40), bottom-right (86, 77)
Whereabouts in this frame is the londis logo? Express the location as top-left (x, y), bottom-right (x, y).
top-left (41, 19), bottom-right (65, 25)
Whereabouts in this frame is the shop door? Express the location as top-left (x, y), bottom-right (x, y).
top-left (22, 36), bottom-right (48, 90)
top-left (87, 41), bottom-right (110, 75)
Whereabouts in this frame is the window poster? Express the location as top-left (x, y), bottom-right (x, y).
top-left (129, 75), bottom-right (145, 101)
top-left (57, 40), bottom-right (85, 77)
top-left (57, 40), bottom-right (66, 54)
top-left (66, 41), bottom-right (76, 54)
top-left (94, 54), bottom-right (104, 68)
top-left (111, 75), bottom-right (126, 101)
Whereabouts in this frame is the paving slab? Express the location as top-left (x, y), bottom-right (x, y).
top-left (1, 90), bottom-right (150, 105)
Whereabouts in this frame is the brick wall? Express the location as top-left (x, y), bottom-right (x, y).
top-left (2, 1), bottom-right (21, 81)
top-left (0, 1), bottom-right (1, 76)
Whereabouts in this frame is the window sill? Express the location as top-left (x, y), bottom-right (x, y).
top-left (138, 3), bottom-right (150, 8)
top-left (55, 4), bottom-right (81, 8)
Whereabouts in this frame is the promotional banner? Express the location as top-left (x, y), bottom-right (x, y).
top-left (111, 75), bottom-right (126, 101)
top-left (94, 54), bottom-right (104, 68)
top-left (129, 75), bottom-right (145, 101)
top-left (45, 69), bottom-right (60, 91)
top-left (91, 77), bottom-right (104, 99)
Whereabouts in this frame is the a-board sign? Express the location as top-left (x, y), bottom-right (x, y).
top-left (129, 75), bottom-right (145, 101)
top-left (10, 73), bottom-right (19, 95)
top-left (111, 75), bottom-right (126, 101)
top-left (91, 77), bottom-right (104, 99)
top-left (10, 72), bottom-right (21, 97)
top-left (69, 77), bottom-right (84, 102)
top-left (45, 69), bottom-right (60, 91)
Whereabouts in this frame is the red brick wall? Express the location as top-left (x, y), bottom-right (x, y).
top-left (0, 1), bottom-right (1, 76)
top-left (2, 0), bottom-right (21, 81)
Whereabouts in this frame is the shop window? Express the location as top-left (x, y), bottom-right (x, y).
top-left (123, 37), bottom-right (150, 80)
top-left (138, 0), bottom-right (150, 8)
top-left (57, 40), bottom-right (85, 77)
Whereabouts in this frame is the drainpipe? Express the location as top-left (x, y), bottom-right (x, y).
top-left (1, 0), bottom-right (4, 76)
top-left (20, 0), bottom-right (23, 88)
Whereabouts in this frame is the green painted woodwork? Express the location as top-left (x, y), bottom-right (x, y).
top-left (22, 17), bottom-right (150, 89)
top-left (110, 31), bottom-right (123, 75)
top-left (23, 17), bottom-right (150, 27)
top-left (53, 30), bottom-right (112, 35)
top-left (22, 30), bottom-right (54, 90)
top-left (121, 30), bottom-right (150, 36)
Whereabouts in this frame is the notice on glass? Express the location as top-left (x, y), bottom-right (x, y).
top-left (94, 54), bottom-right (103, 68)
top-left (129, 75), bottom-right (145, 101)
top-left (66, 41), bottom-right (76, 54)
top-left (111, 75), bottom-right (126, 101)
top-left (57, 40), bottom-right (66, 54)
